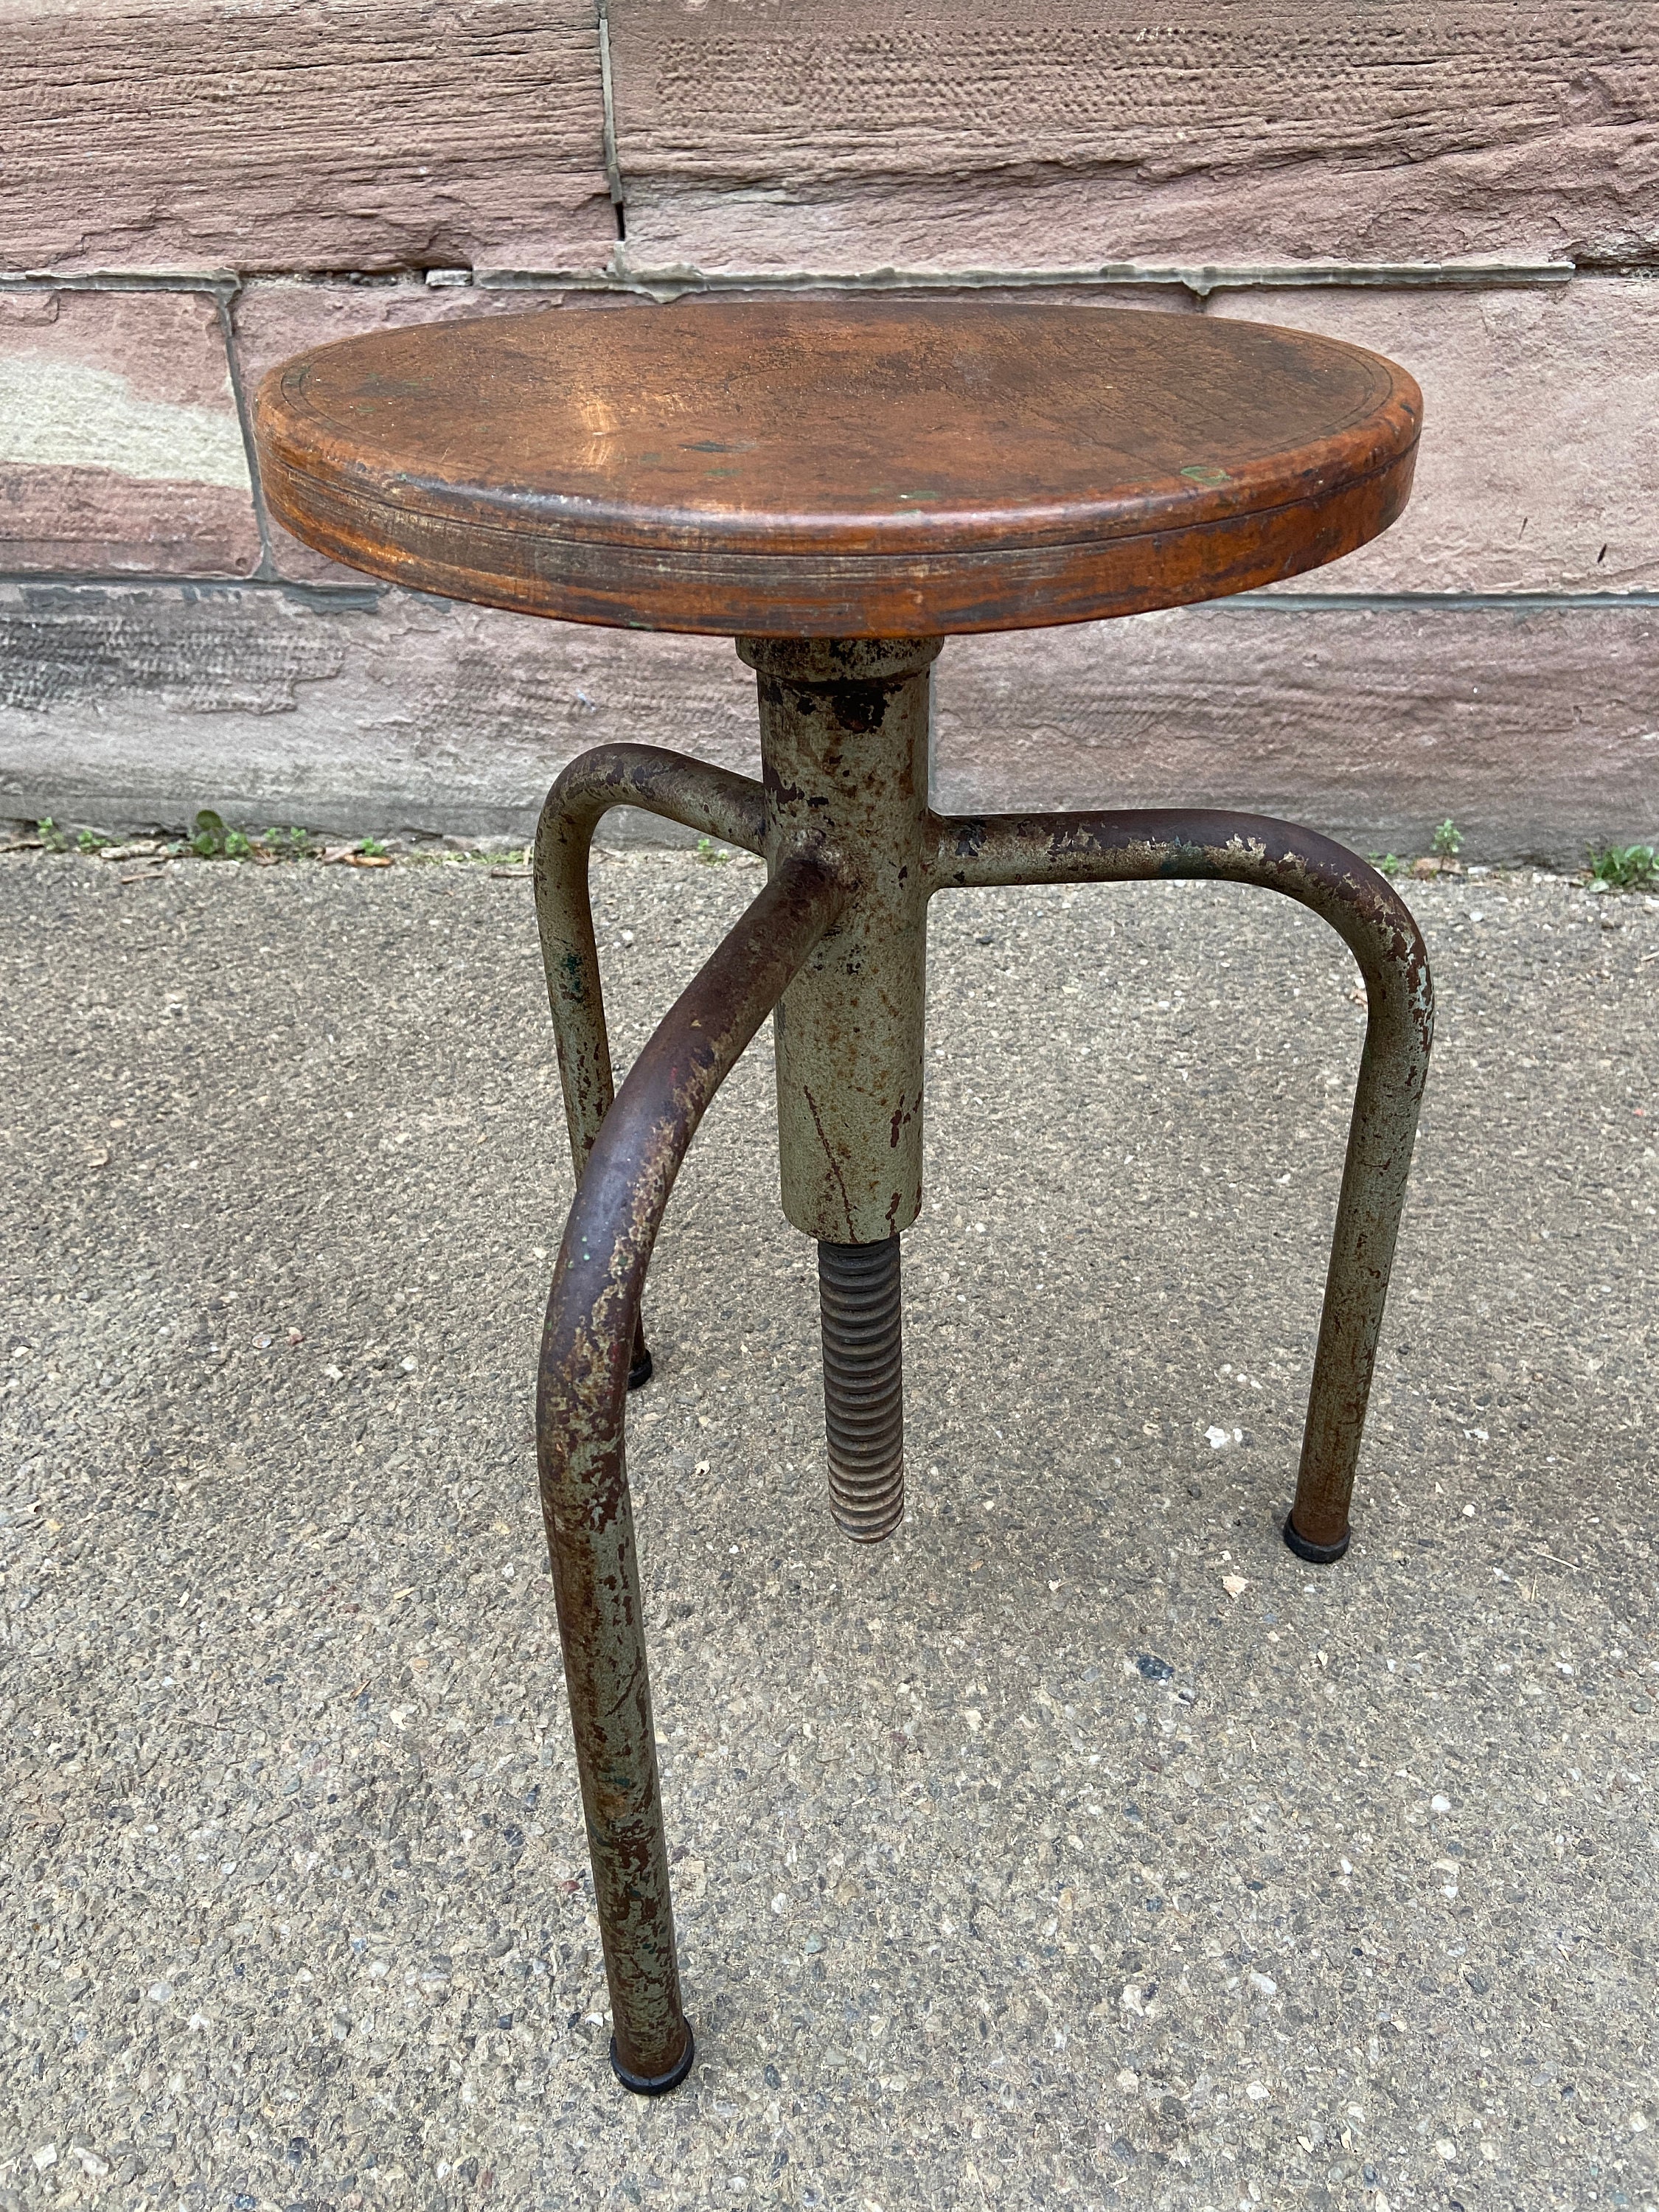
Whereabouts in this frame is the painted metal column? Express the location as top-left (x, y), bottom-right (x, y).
top-left (739, 635), bottom-right (941, 1244)
top-left (739, 635), bottom-right (942, 1543)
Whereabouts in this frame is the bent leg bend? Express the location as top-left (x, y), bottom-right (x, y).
top-left (534, 743), bottom-right (765, 1382)
top-left (932, 807), bottom-right (1434, 1562)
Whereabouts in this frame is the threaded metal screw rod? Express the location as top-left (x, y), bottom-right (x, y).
top-left (816, 1237), bottom-right (905, 1543)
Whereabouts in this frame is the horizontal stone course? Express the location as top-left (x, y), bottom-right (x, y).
top-left (2, 0), bottom-right (613, 276)
top-left (10, 275), bottom-right (1644, 602)
top-left (607, 0), bottom-right (1659, 271)
top-left (4, 584), bottom-right (1652, 864)
top-left (932, 605), bottom-right (1658, 865)
top-left (0, 290), bottom-right (259, 576)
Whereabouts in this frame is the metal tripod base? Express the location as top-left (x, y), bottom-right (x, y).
top-left (528, 635), bottom-right (1433, 2091)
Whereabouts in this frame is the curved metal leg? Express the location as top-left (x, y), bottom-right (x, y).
top-left (533, 744), bottom-right (765, 1385)
top-left (538, 853), bottom-right (846, 2093)
top-left (931, 807), bottom-right (1434, 1561)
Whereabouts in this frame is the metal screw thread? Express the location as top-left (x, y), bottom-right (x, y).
top-left (816, 1237), bottom-right (905, 1543)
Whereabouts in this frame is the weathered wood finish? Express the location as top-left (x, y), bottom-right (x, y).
top-left (254, 300), bottom-right (1419, 636)
top-left (9, 1), bottom-right (1658, 276)
top-left (608, 0), bottom-right (1659, 270)
top-left (232, 279), bottom-right (579, 582)
top-left (1, 0), bottom-right (613, 275)
top-left (1211, 282), bottom-right (1659, 597)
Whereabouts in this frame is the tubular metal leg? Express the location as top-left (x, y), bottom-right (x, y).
top-left (533, 743), bottom-right (765, 1387)
top-left (931, 807), bottom-right (1434, 1562)
top-left (538, 853), bottom-right (846, 2093)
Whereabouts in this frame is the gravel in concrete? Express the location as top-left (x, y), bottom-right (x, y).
top-left (1, 846), bottom-right (1655, 2212)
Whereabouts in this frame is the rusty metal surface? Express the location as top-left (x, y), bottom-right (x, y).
top-left (535, 850), bottom-right (846, 2090)
top-left (816, 1237), bottom-right (905, 1543)
top-left (532, 661), bottom-right (1433, 2098)
top-left (533, 742), bottom-right (765, 1172)
top-left (932, 804), bottom-right (1434, 1557)
top-left (740, 636), bottom-right (942, 1245)
top-left (534, 743), bottom-right (765, 1388)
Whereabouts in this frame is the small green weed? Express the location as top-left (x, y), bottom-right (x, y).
top-left (1431, 818), bottom-right (1464, 860)
top-left (1374, 853), bottom-right (1404, 878)
top-left (35, 817), bottom-right (70, 853)
top-left (695, 836), bottom-right (729, 866)
top-left (358, 837), bottom-right (389, 859)
top-left (1587, 841), bottom-right (1658, 892)
top-left (189, 808), bottom-right (232, 858)
top-left (263, 827), bottom-right (314, 861)
top-left (76, 827), bottom-right (111, 853)
top-left (187, 810), bottom-right (260, 859)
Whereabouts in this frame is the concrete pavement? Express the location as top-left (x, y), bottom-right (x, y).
top-left (1, 844), bottom-right (1655, 2212)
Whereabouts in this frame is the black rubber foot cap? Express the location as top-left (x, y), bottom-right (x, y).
top-left (611, 2028), bottom-right (694, 2096)
top-left (1282, 1513), bottom-right (1351, 1566)
top-left (627, 1346), bottom-right (654, 1391)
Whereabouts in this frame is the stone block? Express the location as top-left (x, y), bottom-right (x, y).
top-left (1210, 279), bottom-right (1659, 595)
top-left (0, 289), bottom-right (260, 576)
top-left (4, 585), bottom-right (1652, 868)
top-left (606, 0), bottom-right (1658, 273)
top-left (0, 583), bottom-right (757, 838)
top-left (933, 606), bottom-right (1658, 865)
top-left (2, 0), bottom-right (613, 276)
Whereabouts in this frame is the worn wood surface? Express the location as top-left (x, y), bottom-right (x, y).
top-left (1, 0), bottom-right (613, 275)
top-left (1208, 282), bottom-right (1659, 597)
top-left (234, 279), bottom-right (580, 580)
top-left (607, 0), bottom-right (1659, 271)
top-left (254, 299), bottom-right (1419, 635)
top-left (4, 586), bottom-right (1652, 864)
top-left (236, 279), bottom-right (1189, 582)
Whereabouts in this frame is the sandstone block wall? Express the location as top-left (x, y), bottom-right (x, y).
top-left (3, 0), bottom-right (1655, 862)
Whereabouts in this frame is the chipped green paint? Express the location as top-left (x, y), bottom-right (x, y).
top-left (740, 635), bottom-right (941, 1247)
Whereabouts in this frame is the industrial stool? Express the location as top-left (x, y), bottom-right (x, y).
top-left (255, 299), bottom-right (1433, 2095)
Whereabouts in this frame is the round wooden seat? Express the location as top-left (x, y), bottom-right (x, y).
top-left (254, 298), bottom-right (1419, 638)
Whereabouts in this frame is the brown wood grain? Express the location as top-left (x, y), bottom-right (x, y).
top-left (233, 278), bottom-right (581, 581)
top-left (254, 299), bottom-right (1420, 635)
top-left (607, 0), bottom-right (1659, 271)
top-left (1208, 282), bottom-right (1659, 597)
top-left (1, 0), bottom-right (613, 276)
